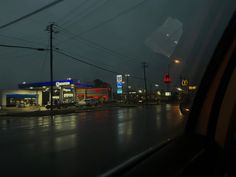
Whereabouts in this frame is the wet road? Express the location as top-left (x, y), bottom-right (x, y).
top-left (0, 104), bottom-right (184, 177)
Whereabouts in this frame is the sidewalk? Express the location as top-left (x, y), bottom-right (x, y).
top-left (0, 103), bottom-right (175, 117)
top-left (0, 103), bottom-right (141, 117)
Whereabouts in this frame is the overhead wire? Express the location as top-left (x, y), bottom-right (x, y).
top-left (0, 0), bottom-right (63, 30)
top-left (57, 0), bottom-right (146, 44)
top-left (55, 49), bottom-right (151, 82)
top-left (57, 0), bottom-right (90, 26)
top-left (0, 34), bottom-right (47, 47)
top-left (52, 31), bottom-right (115, 69)
top-left (61, 0), bottom-right (109, 27)
top-left (56, 25), bottom-right (161, 77)
top-left (56, 26), bottom-right (156, 83)
top-left (56, 26), bottom-right (143, 64)
top-left (55, 49), bottom-right (121, 75)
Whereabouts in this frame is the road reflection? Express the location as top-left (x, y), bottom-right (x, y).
top-left (0, 104), bottom-right (184, 177)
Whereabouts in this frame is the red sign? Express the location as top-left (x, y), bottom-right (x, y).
top-left (163, 74), bottom-right (172, 84)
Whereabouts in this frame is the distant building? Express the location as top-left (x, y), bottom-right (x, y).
top-left (76, 87), bottom-right (111, 102)
top-left (0, 89), bottom-right (42, 108)
top-left (17, 79), bottom-right (112, 105)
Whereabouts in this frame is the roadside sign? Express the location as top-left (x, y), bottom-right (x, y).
top-left (163, 74), bottom-right (171, 84)
top-left (116, 75), bottom-right (123, 94)
top-left (181, 79), bottom-right (189, 86)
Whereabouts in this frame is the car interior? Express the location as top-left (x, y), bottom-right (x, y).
top-left (99, 10), bottom-right (236, 177)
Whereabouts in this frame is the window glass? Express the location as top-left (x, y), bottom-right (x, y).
top-left (0, 0), bottom-right (235, 176)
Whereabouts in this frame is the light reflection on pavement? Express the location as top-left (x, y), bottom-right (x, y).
top-left (0, 104), bottom-right (184, 177)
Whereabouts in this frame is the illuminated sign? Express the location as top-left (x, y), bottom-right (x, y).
top-left (117, 88), bottom-right (123, 94)
top-left (64, 93), bottom-right (74, 97)
top-left (181, 80), bottom-right (189, 86)
top-left (56, 81), bottom-right (71, 87)
top-left (63, 88), bottom-right (72, 92)
top-left (116, 75), bottom-right (122, 82)
top-left (188, 85), bottom-right (197, 90)
top-left (117, 82), bottom-right (123, 88)
top-left (116, 75), bottom-right (123, 94)
top-left (163, 74), bottom-right (171, 84)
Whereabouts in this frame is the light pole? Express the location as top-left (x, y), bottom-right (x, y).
top-left (142, 62), bottom-right (148, 104)
top-left (165, 59), bottom-right (181, 92)
top-left (168, 59), bottom-right (181, 74)
top-left (125, 74), bottom-right (130, 103)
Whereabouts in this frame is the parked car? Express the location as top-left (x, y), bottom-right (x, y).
top-left (78, 99), bottom-right (98, 106)
top-left (45, 102), bottom-right (76, 109)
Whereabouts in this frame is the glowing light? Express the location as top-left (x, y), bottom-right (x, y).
top-left (64, 93), bottom-right (73, 97)
top-left (63, 88), bottom-right (71, 92)
top-left (174, 59), bottom-right (181, 64)
top-left (188, 85), bottom-right (197, 90)
top-left (176, 87), bottom-right (183, 91)
top-left (165, 92), bottom-right (171, 96)
top-left (157, 91), bottom-right (161, 95)
top-left (185, 108), bottom-right (190, 112)
top-left (56, 81), bottom-right (70, 87)
top-left (181, 80), bottom-right (189, 86)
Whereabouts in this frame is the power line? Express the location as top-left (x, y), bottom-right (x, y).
top-left (55, 49), bottom-right (148, 83)
top-left (0, 44), bottom-right (47, 51)
top-left (79, 0), bottom-right (146, 35)
top-left (0, 0), bottom-right (63, 30)
top-left (0, 34), bottom-right (47, 47)
top-left (56, 26), bottom-right (143, 64)
top-left (61, 0), bottom-right (109, 27)
top-left (59, 0), bottom-right (146, 43)
top-left (58, 0), bottom-right (89, 25)
top-left (55, 49), bottom-right (121, 75)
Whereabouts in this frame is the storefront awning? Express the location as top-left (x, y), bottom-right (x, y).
top-left (6, 94), bottom-right (37, 98)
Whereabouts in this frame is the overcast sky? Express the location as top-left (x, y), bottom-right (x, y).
top-left (0, 0), bottom-right (235, 90)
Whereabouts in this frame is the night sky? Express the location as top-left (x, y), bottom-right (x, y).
top-left (0, 0), bottom-right (235, 89)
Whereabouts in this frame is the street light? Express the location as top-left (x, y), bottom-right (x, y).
top-left (174, 59), bottom-right (181, 64)
top-left (125, 74), bottom-right (130, 103)
top-left (168, 58), bottom-right (181, 74)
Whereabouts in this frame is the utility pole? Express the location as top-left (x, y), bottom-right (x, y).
top-left (142, 62), bottom-right (148, 103)
top-left (46, 23), bottom-right (57, 117)
top-left (125, 74), bottom-right (130, 103)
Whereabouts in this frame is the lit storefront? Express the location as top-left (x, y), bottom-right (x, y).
top-left (0, 90), bottom-right (42, 108)
top-left (18, 79), bottom-right (111, 105)
top-left (76, 87), bottom-right (111, 102)
top-left (18, 79), bottom-right (76, 105)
